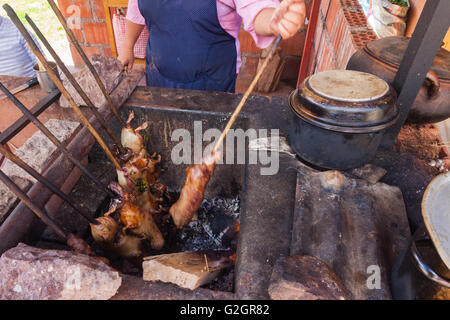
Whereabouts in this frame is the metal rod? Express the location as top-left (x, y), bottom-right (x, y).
top-left (213, 35), bottom-right (282, 153)
top-left (47, 0), bottom-right (127, 129)
top-left (0, 82), bottom-right (114, 198)
top-left (25, 14), bottom-right (126, 153)
top-left (0, 143), bottom-right (97, 224)
top-left (0, 170), bottom-right (68, 240)
top-left (3, 4), bottom-right (122, 170)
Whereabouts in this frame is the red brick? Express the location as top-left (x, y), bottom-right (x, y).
top-left (73, 0), bottom-right (93, 19)
top-left (103, 47), bottom-right (113, 57)
top-left (238, 30), bottom-right (261, 54)
top-left (83, 22), bottom-right (110, 45)
top-left (340, 0), bottom-right (360, 7)
top-left (280, 31), bottom-right (306, 56)
top-left (321, 0), bottom-right (331, 16)
top-left (239, 54), bottom-right (259, 79)
top-left (71, 28), bottom-right (84, 43)
top-left (57, 0), bottom-right (73, 18)
top-left (92, 0), bottom-right (106, 20)
top-left (70, 44), bottom-right (100, 67)
top-left (325, 0), bottom-right (341, 33)
top-left (281, 56), bottom-right (300, 82)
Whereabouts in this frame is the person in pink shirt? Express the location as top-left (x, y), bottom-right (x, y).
top-left (120, 0), bottom-right (306, 92)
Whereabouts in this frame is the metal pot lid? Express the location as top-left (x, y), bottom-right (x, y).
top-left (308, 70), bottom-right (390, 102)
top-left (422, 171), bottom-right (450, 270)
top-left (365, 36), bottom-right (450, 80)
top-left (290, 70), bottom-right (399, 132)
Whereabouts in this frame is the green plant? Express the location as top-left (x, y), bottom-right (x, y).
top-left (387, 0), bottom-right (409, 7)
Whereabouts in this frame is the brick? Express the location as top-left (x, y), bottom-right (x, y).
top-left (70, 45), bottom-right (101, 67)
top-left (71, 28), bottom-right (84, 43)
top-left (73, 0), bottom-right (93, 19)
top-left (281, 56), bottom-right (300, 82)
top-left (340, 0), bottom-right (360, 7)
top-left (92, 0), bottom-right (106, 20)
top-left (325, 0), bottom-right (341, 33)
top-left (238, 54), bottom-right (259, 79)
top-left (280, 31), bottom-right (306, 56)
top-left (238, 30), bottom-right (261, 54)
top-left (321, 0), bottom-right (331, 17)
top-left (103, 46), bottom-right (113, 57)
top-left (83, 22), bottom-right (109, 45)
top-left (57, 0), bottom-right (74, 18)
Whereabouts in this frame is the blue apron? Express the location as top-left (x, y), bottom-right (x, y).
top-left (138, 0), bottom-right (237, 92)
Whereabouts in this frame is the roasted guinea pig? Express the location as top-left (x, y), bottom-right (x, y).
top-left (108, 186), bottom-right (164, 250)
top-left (169, 152), bottom-right (221, 229)
top-left (89, 216), bottom-right (143, 259)
top-left (121, 111), bottom-right (149, 156)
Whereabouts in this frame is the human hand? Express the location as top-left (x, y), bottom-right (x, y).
top-left (118, 48), bottom-right (135, 71)
top-left (270, 0), bottom-right (306, 39)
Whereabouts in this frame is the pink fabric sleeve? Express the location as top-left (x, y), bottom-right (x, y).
top-left (234, 0), bottom-right (280, 48)
top-left (126, 0), bottom-right (146, 25)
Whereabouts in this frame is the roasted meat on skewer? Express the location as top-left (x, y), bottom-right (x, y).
top-left (89, 216), bottom-right (143, 259)
top-left (121, 111), bottom-right (149, 156)
top-left (169, 152), bottom-right (221, 229)
top-left (107, 183), bottom-right (165, 250)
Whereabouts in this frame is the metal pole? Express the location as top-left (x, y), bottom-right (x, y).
top-left (0, 170), bottom-right (68, 240)
top-left (3, 4), bottom-right (122, 170)
top-left (25, 14), bottom-right (127, 154)
top-left (0, 143), bottom-right (97, 224)
top-left (47, 0), bottom-right (128, 129)
top-left (0, 82), bottom-right (114, 198)
top-left (0, 170), bottom-right (94, 255)
top-left (381, 0), bottom-right (450, 148)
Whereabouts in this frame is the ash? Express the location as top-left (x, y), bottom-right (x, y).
top-left (172, 197), bottom-right (240, 253)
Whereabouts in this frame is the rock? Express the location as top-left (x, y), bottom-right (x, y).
top-left (268, 255), bottom-right (347, 300)
top-left (2, 119), bottom-right (81, 182)
top-left (143, 251), bottom-right (232, 290)
top-left (0, 176), bottom-right (32, 224)
top-left (60, 55), bottom-right (123, 109)
top-left (0, 243), bottom-right (121, 300)
top-left (351, 164), bottom-right (387, 184)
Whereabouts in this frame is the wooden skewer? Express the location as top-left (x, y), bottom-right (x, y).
top-left (25, 14), bottom-right (126, 153)
top-left (47, 0), bottom-right (127, 129)
top-left (3, 4), bottom-right (122, 171)
top-left (213, 35), bottom-right (282, 154)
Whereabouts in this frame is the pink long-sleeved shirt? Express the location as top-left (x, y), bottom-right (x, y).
top-left (126, 0), bottom-right (280, 73)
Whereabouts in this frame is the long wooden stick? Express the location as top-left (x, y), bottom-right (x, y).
top-left (47, 0), bottom-right (127, 129)
top-left (25, 14), bottom-right (126, 152)
top-left (3, 4), bottom-right (122, 170)
top-left (213, 35), bottom-right (282, 153)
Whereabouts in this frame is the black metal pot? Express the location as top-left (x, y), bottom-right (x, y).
top-left (289, 70), bottom-right (400, 170)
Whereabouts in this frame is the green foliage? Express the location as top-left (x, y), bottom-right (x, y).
top-left (387, 0), bottom-right (409, 7)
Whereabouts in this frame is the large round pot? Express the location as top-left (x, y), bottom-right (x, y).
top-left (289, 70), bottom-right (399, 170)
top-left (347, 36), bottom-right (450, 124)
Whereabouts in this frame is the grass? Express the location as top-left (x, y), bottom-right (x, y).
top-left (0, 0), bottom-right (73, 65)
